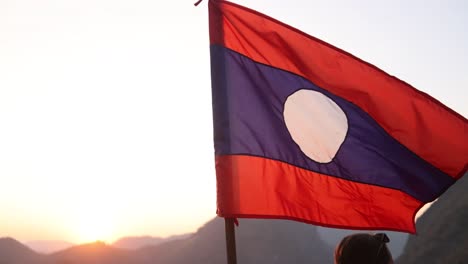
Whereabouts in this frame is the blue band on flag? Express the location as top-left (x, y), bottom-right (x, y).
top-left (211, 45), bottom-right (454, 203)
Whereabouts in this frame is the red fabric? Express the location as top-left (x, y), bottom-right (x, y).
top-left (209, 0), bottom-right (468, 178)
top-left (216, 155), bottom-right (422, 233)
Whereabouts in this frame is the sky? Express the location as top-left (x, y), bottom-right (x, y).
top-left (0, 0), bottom-right (466, 244)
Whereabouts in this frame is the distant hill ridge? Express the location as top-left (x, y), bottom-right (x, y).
top-left (397, 173), bottom-right (468, 264)
top-left (0, 237), bottom-right (46, 264)
top-left (113, 234), bottom-right (192, 250)
top-left (0, 219), bottom-right (332, 264)
top-left (25, 240), bottom-right (74, 254)
top-left (49, 241), bottom-right (135, 264)
top-left (134, 218), bottom-right (332, 264)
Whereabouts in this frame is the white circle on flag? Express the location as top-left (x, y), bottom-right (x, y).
top-left (283, 89), bottom-right (348, 163)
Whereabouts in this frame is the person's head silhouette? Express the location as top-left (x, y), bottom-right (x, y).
top-left (334, 233), bottom-right (393, 264)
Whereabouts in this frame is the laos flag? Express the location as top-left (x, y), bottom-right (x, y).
top-left (208, 0), bottom-right (468, 233)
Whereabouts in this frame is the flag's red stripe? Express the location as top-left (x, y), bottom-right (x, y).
top-left (209, 1), bottom-right (468, 178)
top-left (216, 155), bottom-right (423, 233)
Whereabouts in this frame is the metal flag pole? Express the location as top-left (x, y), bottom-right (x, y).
top-left (224, 218), bottom-right (238, 264)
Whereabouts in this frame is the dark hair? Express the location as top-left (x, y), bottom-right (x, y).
top-left (335, 233), bottom-right (393, 264)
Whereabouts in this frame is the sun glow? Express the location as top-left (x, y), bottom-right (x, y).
top-left (70, 195), bottom-right (118, 244)
top-left (74, 215), bottom-right (115, 244)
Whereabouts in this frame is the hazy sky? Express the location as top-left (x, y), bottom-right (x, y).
top-left (1, 0), bottom-right (466, 244)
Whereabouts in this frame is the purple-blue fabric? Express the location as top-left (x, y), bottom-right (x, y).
top-left (211, 45), bottom-right (454, 203)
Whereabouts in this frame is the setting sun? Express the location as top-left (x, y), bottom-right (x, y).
top-left (74, 215), bottom-right (115, 244)
top-left (70, 196), bottom-right (117, 244)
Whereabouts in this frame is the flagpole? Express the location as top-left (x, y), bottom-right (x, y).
top-left (224, 218), bottom-right (238, 264)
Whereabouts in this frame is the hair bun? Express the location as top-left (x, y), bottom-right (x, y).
top-left (374, 233), bottom-right (390, 243)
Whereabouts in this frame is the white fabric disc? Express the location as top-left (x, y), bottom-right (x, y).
top-left (283, 89), bottom-right (348, 163)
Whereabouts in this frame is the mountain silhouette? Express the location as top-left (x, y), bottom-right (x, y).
top-left (137, 217), bottom-right (332, 264)
top-left (397, 173), bottom-right (468, 264)
top-left (113, 234), bottom-right (192, 250)
top-left (25, 240), bottom-right (74, 254)
top-left (0, 218), bottom-right (331, 264)
top-left (49, 241), bottom-right (136, 264)
top-left (0, 237), bottom-right (46, 264)
top-left (112, 236), bottom-right (164, 250)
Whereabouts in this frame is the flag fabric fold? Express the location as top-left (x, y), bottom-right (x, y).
top-left (208, 0), bottom-right (468, 233)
